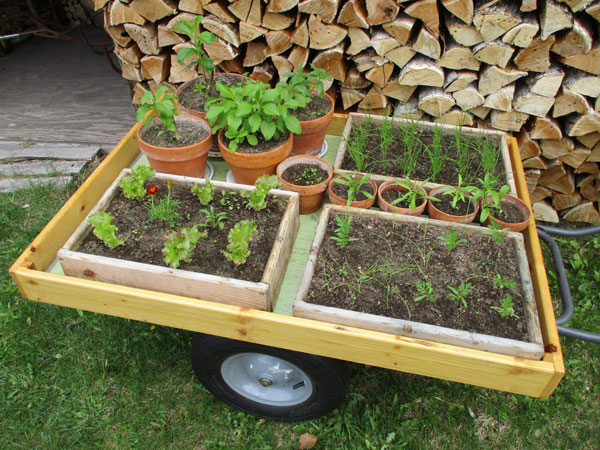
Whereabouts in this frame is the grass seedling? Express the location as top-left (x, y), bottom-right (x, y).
top-left (437, 229), bottom-right (467, 251)
top-left (345, 120), bottom-right (373, 172)
top-left (483, 220), bottom-right (507, 243)
top-left (379, 118), bottom-right (396, 171)
top-left (333, 172), bottom-right (373, 205)
top-left (396, 119), bottom-right (423, 177)
top-left (199, 206), bottom-right (227, 230)
top-left (119, 166), bottom-right (155, 200)
top-left (88, 211), bottom-right (124, 249)
top-left (330, 214), bottom-right (358, 249)
top-left (415, 281), bottom-right (436, 302)
top-left (453, 120), bottom-right (477, 184)
top-left (162, 225), bottom-right (207, 269)
top-left (448, 281), bottom-right (472, 308)
top-left (191, 180), bottom-right (215, 205)
top-left (147, 180), bottom-right (181, 229)
top-left (244, 175), bottom-right (281, 211)
top-left (136, 86), bottom-right (181, 140)
top-left (390, 176), bottom-right (437, 212)
top-left (493, 274), bottom-right (518, 291)
top-left (425, 123), bottom-right (446, 182)
top-left (490, 294), bottom-right (519, 319)
top-left (223, 220), bottom-right (257, 266)
top-left (474, 133), bottom-right (501, 178)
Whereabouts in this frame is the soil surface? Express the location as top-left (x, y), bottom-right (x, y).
top-left (290, 93), bottom-right (331, 122)
top-left (306, 212), bottom-right (530, 341)
top-left (331, 178), bottom-right (375, 202)
top-left (431, 194), bottom-right (476, 217)
top-left (78, 179), bottom-right (287, 282)
top-left (140, 119), bottom-right (209, 148)
top-left (493, 202), bottom-right (526, 223)
top-left (222, 131), bottom-right (290, 154)
top-left (282, 164), bottom-right (328, 186)
top-left (178, 74), bottom-right (250, 114)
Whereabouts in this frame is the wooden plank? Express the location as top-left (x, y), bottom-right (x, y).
top-left (0, 141), bottom-right (105, 161)
top-left (0, 160), bottom-right (87, 177)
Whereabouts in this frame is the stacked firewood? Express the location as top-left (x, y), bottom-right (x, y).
top-left (95, 0), bottom-right (600, 224)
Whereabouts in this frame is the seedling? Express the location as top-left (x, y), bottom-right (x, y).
top-left (333, 172), bottom-right (373, 205)
top-left (119, 166), bottom-right (155, 200)
top-left (415, 281), bottom-right (436, 302)
top-left (191, 180), bottom-right (215, 205)
top-left (441, 175), bottom-right (476, 210)
top-left (490, 294), bottom-right (519, 319)
top-left (88, 211), bottom-right (124, 249)
top-left (483, 220), bottom-right (507, 243)
top-left (379, 118), bottom-right (396, 171)
top-left (448, 281), bottom-right (472, 308)
top-left (147, 180), bottom-right (181, 228)
top-left (136, 86), bottom-right (181, 140)
top-left (244, 175), bottom-right (281, 211)
top-left (469, 175), bottom-right (510, 223)
top-left (295, 166), bottom-right (324, 185)
top-left (389, 176), bottom-right (437, 212)
top-left (223, 220), bottom-right (257, 266)
top-left (425, 124), bottom-right (446, 182)
top-left (162, 225), bottom-right (207, 269)
top-left (396, 119), bottom-right (423, 177)
top-left (200, 205), bottom-right (227, 230)
top-left (493, 274), bottom-right (517, 291)
top-left (437, 228), bottom-right (467, 251)
top-left (345, 119), bottom-right (373, 172)
top-left (330, 214), bottom-right (358, 249)
top-left (279, 63), bottom-right (332, 108)
top-left (453, 120), bottom-right (476, 184)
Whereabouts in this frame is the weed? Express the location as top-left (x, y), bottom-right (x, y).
top-left (448, 282), bottom-right (473, 308)
top-left (330, 214), bottom-right (358, 249)
top-left (490, 294), bottom-right (519, 319)
top-left (483, 220), bottom-right (507, 243)
top-left (415, 281), bottom-right (436, 302)
top-left (437, 229), bottom-right (467, 251)
top-left (493, 274), bottom-right (517, 291)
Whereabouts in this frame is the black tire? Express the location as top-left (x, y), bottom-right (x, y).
top-left (191, 334), bottom-right (349, 421)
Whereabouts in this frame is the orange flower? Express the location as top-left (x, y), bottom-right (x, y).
top-left (146, 185), bottom-right (159, 196)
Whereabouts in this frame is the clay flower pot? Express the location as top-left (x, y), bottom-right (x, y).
top-left (328, 173), bottom-right (377, 209)
top-left (427, 187), bottom-right (480, 224)
top-left (276, 155), bottom-right (333, 214)
top-left (137, 114), bottom-right (212, 178)
top-left (291, 93), bottom-right (335, 156)
top-left (483, 194), bottom-right (532, 232)
top-left (377, 179), bottom-right (428, 216)
top-left (218, 130), bottom-right (293, 185)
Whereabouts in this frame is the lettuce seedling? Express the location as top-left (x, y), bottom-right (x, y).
top-left (88, 211), bottom-right (124, 249)
top-left (244, 175), bottom-right (281, 211)
top-left (223, 220), bottom-right (257, 266)
top-left (191, 180), bottom-right (215, 205)
top-left (119, 166), bottom-right (155, 200)
top-left (162, 225), bottom-right (207, 269)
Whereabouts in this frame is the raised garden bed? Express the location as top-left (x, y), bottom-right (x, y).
top-left (58, 169), bottom-right (299, 311)
top-left (294, 204), bottom-right (544, 360)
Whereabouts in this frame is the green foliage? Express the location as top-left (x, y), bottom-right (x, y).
top-left (330, 214), bottom-right (358, 249)
top-left (205, 81), bottom-right (301, 152)
top-left (87, 211), bottom-right (124, 249)
top-left (414, 281), bottom-right (436, 302)
top-left (146, 181), bottom-right (181, 228)
top-left (441, 175), bottom-right (475, 210)
top-left (135, 86), bottom-right (180, 137)
top-left (493, 274), bottom-right (517, 291)
top-left (295, 166), bottom-right (324, 185)
top-left (279, 63), bottom-right (332, 107)
top-left (223, 220), bottom-right (257, 265)
top-left (191, 180), bottom-right (215, 205)
top-left (490, 294), bottom-right (519, 319)
top-left (448, 282), bottom-right (473, 308)
top-left (333, 172), bottom-right (373, 205)
top-left (469, 174), bottom-right (508, 223)
top-left (199, 205), bottom-right (227, 230)
top-left (162, 225), bottom-right (207, 269)
top-left (483, 220), bottom-right (507, 243)
top-left (119, 166), bottom-right (155, 200)
top-left (425, 124), bottom-right (446, 182)
top-left (244, 175), bottom-right (281, 211)
top-left (396, 119), bottom-right (423, 177)
top-left (389, 176), bottom-right (437, 212)
top-left (437, 228), bottom-right (467, 251)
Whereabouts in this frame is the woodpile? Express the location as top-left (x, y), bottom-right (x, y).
top-left (99, 0), bottom-right (600, 224)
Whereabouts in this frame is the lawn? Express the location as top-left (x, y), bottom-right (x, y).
top-left (1, 180), bottom-right (599, 449)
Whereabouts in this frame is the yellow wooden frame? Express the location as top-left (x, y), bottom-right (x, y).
top-left (9, 114), bottom-right (564, 397)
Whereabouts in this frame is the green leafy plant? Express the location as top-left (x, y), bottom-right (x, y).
top-left (243, 175), bottom-right (281, 211)
top-left (147, 180), bottom-right (181, 228)
top-left (191, 180), bottom-right (215, 205)
top-left (436, 228), bottom-right (467, 251)
top-left (205, 81), bottom-right (301, 152)
top-left (295, 166), bottom-right (324, 185)
top-left (490, 294), bottom-right (519, 319)
top-left (483, 219), bottom-right (507, 243)
top-left (88, 211), bottom-right (124, 249)
top-left (279, 63), bottom-right (332, 108)
top-left (200, 205), bottom-right (227, 230)
top-left (493, 274), bottom-right (517, 291)
top-left (441, 175), bottom-right (476, 210)
top-left (330, 214), bottom-right (358, 249)
top-left (389, 176), bottom-right (438, 212)
top-left (396, 119), bottom-right (423, 177)
top-left (119, 166), bottom-right (155, 200)
top-left (448, 281), bottom-right (472, 308)
top-left (453, 120), bottom-right (477, 184)
top-left (469, 174), bottom-right (508, 223)
top-left (333, 172), bottom-right (373, 205)
top-left (162, 225), bottom-right (207, 269)
top-left (425, 123), bottom-right (446, 182)
top-left (415, 281), bottom-right (436, 302)
top-left (136, 86), bottom-right (180, 140)
top-left (223, 219), bottom-right (257, 265)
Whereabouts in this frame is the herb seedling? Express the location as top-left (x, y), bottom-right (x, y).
top-left (147, 180), bottom-right (181, 228)
top-left (415, 281), bottom-right (436, 302)
top-left (119, 166), bottom-right (156, 200)
top-left (191, 180), bottom-right (215, 205)
top-left (200, 206), bottom-right (227, 230)
top-left (333, 172), bottom-right (373, 205)
top-left (448, 281), bottom-right (472, 307)
top-left (396, 119), bottom-right (423, 177)
top-left (330, 214), bottom-right (358, 249)
top-left (437, 229), bottom-right (467, 251)
top-left (162, 225), bottom-right (207, 269)
top-left (389, 176), bottom-right (437, 212)
top-left (88, 211), bottom-right (124, 249)
top-left (425, 123), bottom-right (446, 182)
top-left (279, 63), bottom-right (332, 108)
top-left (441, 175), bottom-right (476, 211)
top-left (295, 166), bottom-right (324, 185)
top-left (483, 220), bottom-right (507, 243)
top-left (490, 294), bottom-right (519, 319)
top-left (244, 175), bottom-right (281, 211)
top-left (136, 86), bottom-right (181, 140)
top-left (345, 119), bottom-right (373, 172)
top-left (223, 219), bottom-right (257, 266)
top-left (453, 120), bottom-right (476, 184)
top-left (493, 274), bottom-right (517, 291)
top-left (379, 118), bottom-right (396, 171)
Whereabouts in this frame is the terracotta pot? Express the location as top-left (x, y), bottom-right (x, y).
top-left (377, 179), bottom-right (428, 216)
top-left (328, 173), bottom-right (377, 209)
top-left (137, 114), bottom-right (212, 178)
top-left (276, 155), bottom-right (333, 214)
top-left (427, 187), bottom-right (479, 224)
top-left (218, 130), bottom-right (293, 185)
top-left (291, 93), bottom-right (335, 156)
top-left (483, 194), bottom-right (532, 232)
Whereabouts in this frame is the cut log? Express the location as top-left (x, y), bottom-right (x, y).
top-left (586, 2), bottom-right (600, 21)
top-left (438, 43), bottom-right (480, 71)
top-left (239, 21), bottom-right (267, 43)
top-left (113, 43), bottom-right (143, 66)
top-left (385, 46), bottom-right (417, 69)
top-left (179, 0), bottom-right (204, 14)
top-left (129, 0), bottom-right (177, 22)
top-left (313, 45), bottom-right (347, 81)
top-left (517, 129), bottom-right (542, 159)
top-left (371, 31), bottom-right (400, 58)
top-left (526, 65), bottom-right (565, 98)
top-left (262, 11), bottom-right (295, 29)
top-left (563, 69), bottom-right (600, 97)
top-left (266, 0), bottom-right (300, 13)
top-left (93, 0), bottom-right (110, 10)
top-left (271, 54), bottom-right (293, 80)
top-left (441, 0), bottom-right (474, 24)
top-left (489, 110), bottom-right (528, 132)
top-left (472, 40), bottom-right (514, 68)
top-left (577, 161), bottom-right (600, 173)
top-left (452, 84), bottom-right (484, 110)
top-left (558, 0), bottom-right (594, 12)
top-left (552, 193), bottom-right (581, 210)
top-left (105, 24), bottom-right (132, 47)
top-left (530, 117), bottom-right (563, 139)
top-left (140, 54), bottom-right (170, 83)
top-left (338, 0), bottom-right (369, 28)
top-left (132, 82), bottom-right (150, 104)
top-left (354, 50), bottom-right (387, 72)
top-left (540, 138), bottom-right (575, 158)
top-left (243, 40), bottom-right (268, 66)
top-left (523, 155), bottom-right (548, 169)
top-left (559, 146), bottom-right (592, 168)
top-left (411, 25), bottom-right (442, 60)
top-left (577, 132), bottom-right (600, 148)
top-left (445, 12), bottom-right (483, 46)
top-left (358, 85), bottom-right (388, 110)
top-left (555, 91), bottom-right (594, 119)
top-left (501, 15), bottom-right (538, 48)
top-left (228, 0), bottom-right (252, 22)
top-left (167, 13), bottom-right (199, 32)
top-left (342, 65), bottom-right (370, 88)
top-left (533, 201), bottom-right (560, 223)
top-left (531, 186), bottom-right (552, 203)
top-left (405, 0), bottom-right (440, 37)
top-left (204, 1), bottom-right (238, 23)
top-left (520, 0), bottom-right (537, 12)
top-left (565, 112), bottom-right (600, 136)
top-left (419, 87), bottom-right (456, 116)
top-left (108, 0), bottom-right (145, 25)
top-left (514, 35), bottom-right (555, 72)
top-left (308, 14), bottom-right (347, 49)
top-left (579, 176), bottom-right (600, 202)
top-left (478, 65), bottom-right (527, 96)
top-left (168, 54), bottom-right (198, 82)
top-left (560, 46), bottom-right (600, 75)
top-left (265, 29), bottom-right (294, 54)
top-left (440, 108), bottom-right (474, 126)
top-left (444, 70), bottom-right (478, 93)
top-left (513, 86), bottom-right (555, 117)
top-left (157, 23), bottom-right (186, 47)
top-left (251, 61), bottom-right (276, 83)
top-left (398, 56), bottom-right (445, 87)
top-left (288, 46), bottom-right (310, 72)
top-left (122, 62), bottom-right (143, 81)
top-left (540, 0), bottom-right (573, 40)
top-left (248, 0), bottom-right (262, 26)
top-left (473, 1), bottom-right (521, 42)
top-left (203, 14), bottom-right (241, 46)
top-left (297, 0), bottom-right (339, 24)
top-left (589, 141), bottom-right (600, 161)
top-left (204, 37), bottom-right (239, 63)
top-left (538, 160), bottom-right (567, 185)
top-left (347, 26), bottom-right (371, 55)
top-left (469, 105), bottom-right (491, 119)
top-left (382, 15), bottom-right (416, 45)
top-left (382, 78), bottom-right (417, 101)
top-left (483, 83), bottom-right (515, 111)
top-left (291, 17), bottom-right (309, 46)
top-left (340, 86), bottom-right (366, 109)
top-left (563, 202), bottom-right (600, 224)
top-left (365, 63), bottom-right (394, 88)
top-left (393, 98), bottom-right (423, 119)
top-left (366, 0), bottom-right (399, 26)
top-left (551, 16), bottom-right (593, 57)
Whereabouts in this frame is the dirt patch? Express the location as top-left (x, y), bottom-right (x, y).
top-left (140, 119), bottom-right (209, 148)
top-left (290, 93), bottom-right (331, 122)
top-left (178, 74), bottom-right (250, 114)
top-left (281, 163), bottom-right (328, 186)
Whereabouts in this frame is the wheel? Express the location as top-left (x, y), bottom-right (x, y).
top-left (191, 334), bottom-right (349, 421)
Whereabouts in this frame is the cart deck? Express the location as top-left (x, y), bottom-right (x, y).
top-left (9, 115), bottom-right (564, 397)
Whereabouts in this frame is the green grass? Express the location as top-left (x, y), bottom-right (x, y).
top-left (1, 181), bottom-right (599, 449)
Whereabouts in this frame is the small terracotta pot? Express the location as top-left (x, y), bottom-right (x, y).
top-left (328, 173), bottom-right (377, 209)
top-left (276, 155), bottom-right (333, 214)
top-left (377, 179), bottom-right (428, 216)
top-left (483, 194), bottom-right (532, 232)
top-left (427, 187), bottom-right (479, 224)
top-left (137, 114), bottom-right (212, 178)
top-left (218, 130), bottom-right (293, 185)
top-left (291, 93), bottom-right (335, 156)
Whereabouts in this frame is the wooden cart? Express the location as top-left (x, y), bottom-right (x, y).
top-left (9, 115), bottom-right (564, 420)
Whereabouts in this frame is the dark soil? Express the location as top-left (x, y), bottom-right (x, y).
top-left (78, 179), bottom-right (287, 282)
top-left (290, 93), bottom-right (331, 122)
top-left (282, 164), bottom-right (328, 186)
top-left (306, 212), bottom-right (530, 341)
top-left (493, 202), bottom-right (526, 223)
top-left (342, 121), bottom-right (505, 187)
top-left (140, 119), bottom-right (209, 148)
top-left (432, 194), bottom-right (476, 217)
top-left (178, 74), bottom-right (250, 114)
top-left (331, 178), bottom-right (375, 202)
top-left (381, 188), bottom-right (424, 211)
top-left (222, 131), bottom-right (290, 154)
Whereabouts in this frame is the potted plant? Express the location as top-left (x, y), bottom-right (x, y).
top-left (377, 176), bottom-right (435, 216)
top-left (277, 64), bottom-right (334, 156)
top-left (276, 155), bottom-right (333, 214)
top-left (328, 172), bottom-right (377, 209)
top-left (427, 175), bottom-right (480, 224)
top-left (136, 86), bottom-right (213, 178)
top-left (205, 80), bottom-right (301, 184)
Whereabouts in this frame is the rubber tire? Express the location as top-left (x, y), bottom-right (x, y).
top-left (191, 334), bottom-right (349, 421)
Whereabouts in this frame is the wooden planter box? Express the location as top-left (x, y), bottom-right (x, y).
top-left (334, 113), bottom-right (518, 194)
top-left (57, 169), bottom-right (300, 311)
top-left (294, 204), bottom-right (544, 360)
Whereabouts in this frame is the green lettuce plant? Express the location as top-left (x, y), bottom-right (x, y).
top-left (191, 180), bottom-right (215, 205)
top-left (244, 175), bottom-right (281, 211)
top-left (119, 166), bottom-right (155, 200)
top-left (162, 225), bottom-right (207, 269)
top-left (223, 220), bottom-right (257, 266)
top-left (88, 211), bottom-right (124, 249)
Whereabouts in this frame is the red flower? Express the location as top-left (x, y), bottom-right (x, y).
top-left (146, 185), bottom-right (159, 196)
